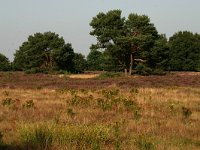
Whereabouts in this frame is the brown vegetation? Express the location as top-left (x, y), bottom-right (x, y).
top-left (0, 72), bottom-right (200, 149)
top-left (0, 72), bottom-right (200, 89)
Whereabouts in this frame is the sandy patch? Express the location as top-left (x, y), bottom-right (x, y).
top-left (68, 74), bottom-right (99, 79)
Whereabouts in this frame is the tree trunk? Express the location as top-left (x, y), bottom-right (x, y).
top-left (124, 69), bottom-right (127, 76)
top-left (129, 53), bottom-right (133, 75)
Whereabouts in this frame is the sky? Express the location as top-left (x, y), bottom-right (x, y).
top-left (0, 0), bottom-right (200, 61)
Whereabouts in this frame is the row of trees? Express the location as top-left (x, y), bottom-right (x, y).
top-left (88, 10), bottom-right (200, 73)
top-left (1, 10), bottom-right (200, 73)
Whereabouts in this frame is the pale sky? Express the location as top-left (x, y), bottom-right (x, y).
top-left (1, 0), bottom-right (200, 61)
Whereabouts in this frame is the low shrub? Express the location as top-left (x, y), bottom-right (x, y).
top-left (135, 134), bottom-right (155, 150)
top-left (97, 72), bottom-right (122, 79)
top-left (182, 106), bottom-right (192, 119)
top-left (1, 98), bottom-right (13, 106)
top-left (135, 64), bottom-right (152, 76)
top-left (22, 100), bottom-right (34, 108)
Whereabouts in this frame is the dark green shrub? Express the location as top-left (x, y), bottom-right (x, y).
top-left (135, 64), bottom-right (152, 75)
top-left (97, 72), bottom-right (122, 79)
top-left (151, 68), bottom-right (167, 75)
top-left (1, 98), bottom-right (13, 106)
top-left (25, 68), bottom-right (48, 74)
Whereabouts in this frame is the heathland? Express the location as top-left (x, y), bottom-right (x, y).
top-left (0, 72), bottom-right (200, 150)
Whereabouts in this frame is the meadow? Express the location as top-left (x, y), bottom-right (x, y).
top-left (0, 72), bottom-right (200, 150)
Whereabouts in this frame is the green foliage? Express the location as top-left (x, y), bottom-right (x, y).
top-left (90, 10), bottom-right (158, 73)
top-left (22, 100), bottom-right (34, 108)
top-left (73, 53), bottom-right (87, 73)
top-left (19, 123), bottom-right (111, 150)
top-left (70, 95), bottom-right (81, 106)
top-left (97, 72), bottom-right (122, 79)
top-left (0, 53), bottom-right (10, 71)
top-left (102, 89), bottom-right (119, 98)
top-left (112, 122), bottom-right (122, 150)
top-left (87, 49), bottom-right (104, 71)
top-left (147, 34), bottom-right (170, 70)
top-left (135, 63), bottom-right (152, 75)
top-left (169, 31), bottom-right (200, 71)
top-left (25, 68), bottom-right (48, 74)
top-left (130, 88), bottom-right (139, 95)
top-left (122, 98), bottom-right (141, 120)
top-left (135, 134), bottom-right (155, 150)
top-left (20, 125), bottom-right (53, 149)
top-left (13, 32), bottom-right (75, 72)
top-left (97, 98), bottom-right (113, 111)
top-left (1, 98), bottom-right (13, 106)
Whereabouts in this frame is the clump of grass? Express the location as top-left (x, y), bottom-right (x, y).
top-left (182, 106), bottom-right (192, 119)
top-left (70, 95), bottom-right (81, 106)
top-left (2, 91), bottom-right (9, 96)
top-left (97, 98), bottom-right (113, 111)
top-left (79, 89), bottom-right (89, 94)
top-left (1, 98), bottom-right (13, 106)
top-left (102, 89), bottom-right (119, 99)
top-left (19, 124), bottom-right (53, 150)
top-left (69, 89), bottom-right (77, 96)
top-left (130, 88), bottom-right (139, 95)
top-left (22, 100), bottom-right (34, 108)
top-left (66, 108), bottom-right (76, 118)
top-left (55, 88), bottom-right (69, 94)
top-left (19, 123), bottom-right (111, 149)
top-left (56, 124), bottom-right (111, 149)
top-left (122, 98), bottom-right (142, 120)
top-left (135, 134), bottom-right (155, 150)
top-left (70, 95), bottom-right (91, 107)
top-left (112, 122), bottom-right (122, 150)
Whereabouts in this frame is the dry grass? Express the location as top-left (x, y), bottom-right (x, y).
top-left (0, 84), bottom-right (200, 149)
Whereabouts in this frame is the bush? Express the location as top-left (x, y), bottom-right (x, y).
top-left (151, 68), bottom-right (167, 75)
top-left (135, 134), bottom-right (155, 150)
top-left (97, 72), bottom-right (122, 79)
top-left (25, 68), bottom-right (48, 74)
top-left (1, 98), bottom-right (13, 106)
top-left (135, 64), bottom-right (152, 75)
top-left (22, 100), bottom-right (34, 108)
top-left (182, 107), bottom-right (192, 119)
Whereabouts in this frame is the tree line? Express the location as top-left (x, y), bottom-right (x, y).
top-left (1, 10), bottom-right (200, 74)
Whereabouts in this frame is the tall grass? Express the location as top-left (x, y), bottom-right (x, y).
top-left (18, 123), bottom-right (111, 150)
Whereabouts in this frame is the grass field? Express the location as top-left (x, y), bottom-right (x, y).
top-left (0, 72), bottom-right (200, 150)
